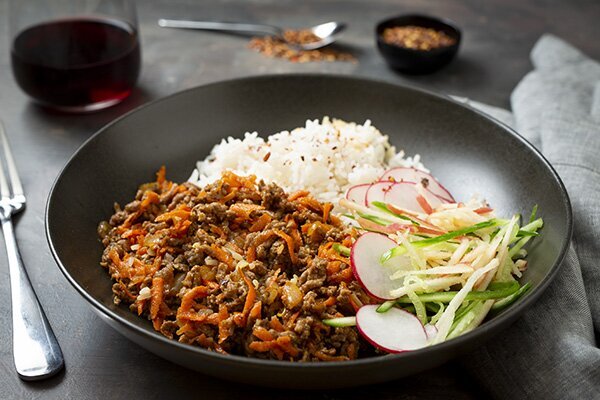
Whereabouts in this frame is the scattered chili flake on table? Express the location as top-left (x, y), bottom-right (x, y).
top-left (382, 26), bottom-right (456, 51)
top-left (248, 28), bottom-right (356, 63)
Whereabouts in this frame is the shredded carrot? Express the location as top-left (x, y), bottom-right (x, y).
top-left (155, 206), bottom-right (191, 222)
top-left (141, 191), bottom-right (160, 209)
top-left (156, 165), bottom-right (166, 185)
top-left (272, 347), bottom-right (285, 360)
top-left (276, 336), bottom-right (299, 357)
top-left (249, 300), bottom-right (262, 321)
top-left (136, 300), bottom-right (145, 316)
top-left (474, 207), bottom-right (494, 214)
top-left (108, 249), bottom-right (130, 279)
top-left (205, 312), bottom-right (222, 325)
top-left (301, 222), bottom-right (310, 234)
top-left (324, 296), bottom-right (337, 307)
top-left (270, 316), bottom-right (285, 332)
top-left (195, 333), bottom-right (225, 353)
top-left (329, 214), bottom-right (342, 226)
top-left (326, 260), bottom-right (342, 275)
top-left (249, 329), bottom-right (298, 358)
top-left (319, 241), bottom-right (350, 264)
top-left (342, 236), bottom-right (353, 247)
top-left (230, 203), bottom-right (264, 223)
top-left (120, 211), bottom-right (141, 230)
top-left (209, 244), bottom-right (234, 267)
top-left (176, 286), bottom-right (209, 322)
top-left (174, 219), bottom-right (192, 235)
top-left (176, 323), bottom-right (194, 336)
top-left (107, 248), bottom-right (121, 267)
top-left (247, 230), bottom-right (276, 262)
top-left (219, 188), bottom-right (237, 204)
top-left (239, 267), bottom-right (257, 325)
top-left (232, 312), bottom-right (244, 327)
top-left (221, 171), bottom-right (257, 190)
top-left (323, 202), bottom-right (332, 223)
top-left (176, 184), bottom-right (188, 194)
top-left (121, 228), bottom-right (146, 239)
top-left (249, 213), bottom-right (271, 232)
top-left (288, 190), bottom-right (310, 201)
top-left (227, 241), bottom-right (244, 255)
top-left (249, 341), bottom-right (272, 352)
top-left (297, 196), bottom-right (323, 212)
top-left (115, 282), bottom-right (136, 301)
top-left (253, 326), bottom-right (274, 342)
top-left (209, 224), bottom-right (227, 240)
top-left (217, 304), bottom-right (230, 344)
top-left (196, 190), bottom-right (207, 200)
top-left (318, 242), bottom-right (334, 257)
top-left (286, 311), bottom-right (301, 330)
top-left (274, 229), bottom-right (298, 264)
top-left (290, 227), bottom-right (303, 249)
top-left (150, 277), bottom-right (164, 330)
top-left (329, 267), bottom-right (354, 283)
top-left (315, 350), bottom-right (349, 361)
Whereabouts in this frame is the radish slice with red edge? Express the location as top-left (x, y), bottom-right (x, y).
top-left (365, 181), bottom-right (395, 207)
top-left (380, 167), bottom-right (455, 203)
top-left (345, 184), bottom-right (371, 206)
top-left (383, 182), bottom-right (438, 214)
top-left (356, 305), bottom-right (428, 353)
top-left (351, 232), bottom-right (400, 300)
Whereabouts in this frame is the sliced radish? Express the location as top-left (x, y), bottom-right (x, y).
top-left (380, 167), bottom-right (455, 203)
top-left (365, 181), bottom-right (395, 207)
top-left (351, 232), bottom-right (402, 300)
top-left (345, 184), bottom-right (371, 206)
top-left (383, 182), bottom-right (435, 214)
top-left (356, 305), bottom-right (428, 353)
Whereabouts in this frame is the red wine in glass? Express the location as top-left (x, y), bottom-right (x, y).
top-left (11, 17), bottom-right (141, 112)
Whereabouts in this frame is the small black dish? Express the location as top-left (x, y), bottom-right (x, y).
top-left (376, 14), bottom-right (461, 74)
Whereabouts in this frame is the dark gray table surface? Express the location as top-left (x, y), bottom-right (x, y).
top-left (1, 0), bottom-right (599, 399)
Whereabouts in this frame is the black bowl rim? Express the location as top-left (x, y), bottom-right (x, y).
top-left (376, 13), bottom-right (462, 54)
top-left (45, 73), bottom-right (572, 370)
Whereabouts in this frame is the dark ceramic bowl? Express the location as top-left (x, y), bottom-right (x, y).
top-left (376, 14), bottom-right (461, 74)
top-left (46, 74), bottom-right (571, 389)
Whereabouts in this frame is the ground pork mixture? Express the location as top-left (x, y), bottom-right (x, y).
top-left (98, 168), bottom-right (374, 361)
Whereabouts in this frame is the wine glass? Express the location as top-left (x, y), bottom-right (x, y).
top-left (10, 0), bottom-right (141, 113)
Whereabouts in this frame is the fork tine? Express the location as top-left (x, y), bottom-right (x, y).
top-left (0, 121), bottom-right (23, 198)
top-left (0, 126), bottom-right (9, 199)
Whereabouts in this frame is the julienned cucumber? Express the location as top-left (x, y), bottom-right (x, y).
top-left (376, 301), bottom-right (395, 313)
top-left (371, 201), bottom-right (419, 225)
top-left (332, 243), bottom-right (351, 257)
top-left (322, 316), bottom-right (357, 327)
top-left (490, 282), bottom-right (532, 312)
top-left (357, 212), bottom-right (390, 226)
top-left (393, 281), bottom-right (520, 303)
top-left (381, 219), bottom-right (499, 262)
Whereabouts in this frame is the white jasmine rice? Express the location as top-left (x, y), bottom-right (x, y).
top-left (188, 117), bottom-right (426, 203)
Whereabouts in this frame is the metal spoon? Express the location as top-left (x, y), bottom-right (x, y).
top-left (157, 19), bottom-right (346, 50)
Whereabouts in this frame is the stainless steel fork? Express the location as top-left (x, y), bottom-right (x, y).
top-left (0, 121), bottom-right (64, 380)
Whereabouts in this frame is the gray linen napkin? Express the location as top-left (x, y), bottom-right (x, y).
top-left (456, 34), bottom-right (600, 399)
